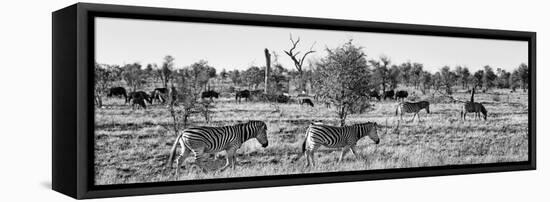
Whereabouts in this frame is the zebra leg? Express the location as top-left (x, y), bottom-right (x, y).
top-left (174, 147), bottom-right (191, 176)
top-left (304, 150), bottom-right (310, 167)
top-left (218, 148), bottom-right (237, 171)
top-left (305, 150), bottom-right (313, 167)
top-left (310, 150), bottom-right (316, 166)
top-left (191, 148), bottom-right (209, 173)
top-left (350, 146), bottom-right (362, 161)
top-left (338, 146), bottom-right (351, 163)
top-left (409, 113), bottom-right (417, 122)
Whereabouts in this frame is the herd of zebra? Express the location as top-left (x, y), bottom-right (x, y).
top-left (164, 98), bottom-right (489, 175)
top-left (103, 86), bottom-right (489, 174)
top-left (167, 120), bottom-right (383, 174)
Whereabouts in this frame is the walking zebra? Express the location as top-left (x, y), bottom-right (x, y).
top-left (167, 121), bottom-right (268, 175)
top-left (396, 101), bottom-right (430, 122)
top-left (461, 102), bottom-right (487, 120)
top-left (301, 122), bottom-right (380, 167)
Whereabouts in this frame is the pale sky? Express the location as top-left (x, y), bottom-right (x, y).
top-left (95, 17), bottom-right (528, 73)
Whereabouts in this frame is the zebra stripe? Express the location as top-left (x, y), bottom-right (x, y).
top-left (168, 121), bottom-right (268, 174)
top-left (461, 102), bottom-right (487, 120)
top-left (301, 122), bottom-right (380, 166)
top-left (396, 101), bottom-right (430, 121)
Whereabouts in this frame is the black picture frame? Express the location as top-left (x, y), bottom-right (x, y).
top-left (52, 3), bottom-right (536, 199)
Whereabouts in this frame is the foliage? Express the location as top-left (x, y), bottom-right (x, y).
top-left (440, 66), bottom-right (456, 94)
top-left (369, 56), bottom-right (396, 92)
top-left (482, 65), bottom-right (497, 91)
top-left (165, 61), bottom-right (216, 135)
top-left (242, 66), bottom-right (264, 89)
top-left (122, 63), bottom-right (146, 92)
top-left (94, 63), bottom-right (120, 107)
top-left (157, 55), bottom-right (174, 88)
top-left (313, 40), bottom-right (374, 126)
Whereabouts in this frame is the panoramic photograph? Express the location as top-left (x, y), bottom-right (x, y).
top-left (93, 17), bottom-right (530, 185)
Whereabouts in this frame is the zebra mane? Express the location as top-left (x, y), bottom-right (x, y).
top-left (351, 122), bottom-right (376, 127)
top-left (237, 120), bottom-right (263, 125)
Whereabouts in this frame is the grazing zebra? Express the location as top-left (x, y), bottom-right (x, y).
top-left (461, 102), bottom-right (487, 120)
top-left (167, 121), bottom-right (268, 175)
top-left (396, 101), bottom-right (430, 122)
top-left (301, 122), bottom-right (380, 166)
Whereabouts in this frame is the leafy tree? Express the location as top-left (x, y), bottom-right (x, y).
top-left (266, 63), bottom-right (290, 94)
top-left (410, 63), bottom-right (424, 89)
top-left (122, 62), bottom-right (145, 92)
top-left (482, 65), bottom-right (497, 91)
top-left (473, 70), bottom-right (484, 89)
top-left (517, 63), bottom-right (529, 92)
top-left (228, 70), bottom-right (242, 87)
top-left (165, 61), bottom-right (217, 135)
top-left (420, 70), bottom-right (432, 94)
top-left (432, 72), bottom-right (443, 91)
top-left (388, 65), bottom-right (400, 89)
top-left (187, 60), bottom-right (215, 90)
top-left (496, 68), bottom-right (511, 88)
top-left (458, 66), bottom-right (471, 89)
top-left (242, 66), bottom-right (264, 89)
top-left (94, 63), bottom-right (119, 107)
top-left (158, 55), bottom-right (174, 88)
top-left (313, 40), bottom-right (373, 126)
top-left (398, 62), bottom-right (413, 86)
top-left (440, 66), bottom-right (456, 94)
top-left (510, 63), bottom-right (529, 92)
top-left (369, 56), bottom-right (392, 93)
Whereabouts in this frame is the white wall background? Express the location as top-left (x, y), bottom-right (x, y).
top-left (0, 0), bottom-right (547, 201)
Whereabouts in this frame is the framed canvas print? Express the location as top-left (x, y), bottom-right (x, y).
top-left (52, 3), bottom-right (536, 199)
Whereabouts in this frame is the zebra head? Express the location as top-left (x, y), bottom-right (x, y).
top-left (356, 122), bottom-right (380, 144)
top-left (480, 106), bottom-right (488, 120)
top-left (250, 121), bottom-right (268, 148)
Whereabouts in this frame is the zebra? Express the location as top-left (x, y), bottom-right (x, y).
top-left (396, 101), bottom-right (430, 122)
top-left (461, 102), bottom-right (487, 120)
top-left (167, 121), bottom-right (268, 175)
top-left (301, 122), bottom-right (380, 167)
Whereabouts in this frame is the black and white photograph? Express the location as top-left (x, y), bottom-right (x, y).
top-left (93, 16), bottom-right (530, 185)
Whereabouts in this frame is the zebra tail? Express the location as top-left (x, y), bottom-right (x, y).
top-left (167, 134), bottom-right (182, 168)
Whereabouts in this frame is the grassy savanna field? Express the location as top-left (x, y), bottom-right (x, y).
top-left (94, 88), bottom-right (529, 185)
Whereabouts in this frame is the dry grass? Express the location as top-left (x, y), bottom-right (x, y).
top-left (94, 89), bottom-right (528, 185)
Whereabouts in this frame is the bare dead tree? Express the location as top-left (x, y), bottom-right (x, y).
top-left (284, 34), bottom-right (315, 93)
top-left (264, 48), bottom-right (271, 94)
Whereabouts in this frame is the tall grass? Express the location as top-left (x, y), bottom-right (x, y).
top-left (94, 89), bottom-right (528, 185)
